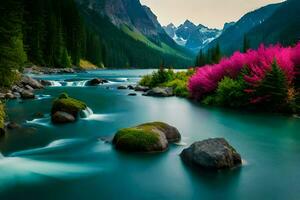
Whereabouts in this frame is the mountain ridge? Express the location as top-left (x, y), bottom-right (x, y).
top-left (163, 20), bottom-right (222, 52)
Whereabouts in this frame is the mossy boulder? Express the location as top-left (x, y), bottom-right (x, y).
top-left (113, 122), bottom-right (181, 152)
top-left (51, 93), bottom-right (87, 123)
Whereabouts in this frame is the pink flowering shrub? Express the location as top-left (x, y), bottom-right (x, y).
top-left (188, 43), bottom-right (300, 99)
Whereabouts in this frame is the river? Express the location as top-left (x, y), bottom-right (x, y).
top-left (0, 69), bottom-right (299, 200)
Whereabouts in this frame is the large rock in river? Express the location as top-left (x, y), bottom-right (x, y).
top-left (21, 90), bottom-right (35, 99)
top-left (180, 138), bottom-right (242, 170)
top-left (51, 93), bottom-right (87, 124)
top-left (86, 78), bottom-right (108, 86)
top-left (113, 122), bottom-right (181, 152)
top-left (52, 111), bottom-right (76, 124)
top-left (21, 75), bottom-right (44, 89)
top-left (143, 87), bottom-right (173, 97)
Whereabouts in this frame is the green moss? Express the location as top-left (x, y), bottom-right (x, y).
top-left (114, 127), bottom-right (160, 152)
top-left (0, 103), bottom-right (5, 129)
top-left (59, 92), bottom-right (69, 99)
top-left (52, 93), bottom-right (87, 117)
top-left (139, 122), bottom-right (169, 130)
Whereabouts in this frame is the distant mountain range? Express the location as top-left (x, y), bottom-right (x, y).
top-left (163, 20), bottom-right (222, 53)
top-left (75, 0), bottom-right (193, 68)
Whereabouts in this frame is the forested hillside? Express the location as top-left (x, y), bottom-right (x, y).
top-left (247, 0), bottom-right (300, 48)
top-left (0, 0), bottom-right (193, 87)
top-left (0, 0), bottom-right (103, 86)
top-left (78, 5), bottom-right (193, 68)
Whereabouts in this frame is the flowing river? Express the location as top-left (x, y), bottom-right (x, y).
top-left (0, 70), bottom-right (300, 200)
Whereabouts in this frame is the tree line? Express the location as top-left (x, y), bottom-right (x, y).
top-left (195, 35), bottom-right (251, 67)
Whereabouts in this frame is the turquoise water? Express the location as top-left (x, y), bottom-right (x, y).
top-left (0, 70), bottom-right (300, 200)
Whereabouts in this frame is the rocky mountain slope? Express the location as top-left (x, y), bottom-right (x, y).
top-left (164, 20), bottom-right (222, 53)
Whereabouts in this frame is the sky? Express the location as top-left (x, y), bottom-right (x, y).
top-left (140, 0), bottom-right (285, 29)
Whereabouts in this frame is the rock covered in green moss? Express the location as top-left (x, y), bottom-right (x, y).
top-left (113, 122), bottom-right (181, 152)
top-left (51, 93), bottom-right (87, 124)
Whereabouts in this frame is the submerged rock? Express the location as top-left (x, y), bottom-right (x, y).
top-left (128, 93), bottom-right (137, 96)
top-left (127, 85), bottom-right (135, 90)
top-left (134, 85), bottom-right (149, 92)
top-left (143, 87), bottom-right (174, 97)
top-left (51, 93), bottom-right (87, 124)
top-left (6, 122), bottom-right (21, 130)
top-left (33, 112), bottom-right (45, 119)
top-left (180, 138), bottom-right (242, 170)
top-left (117, 85), bottom-right (127, 90)
top-left (40, 80), bottom-right (52, 86)
top-left (86, 78), bottom-right (108, 86)
top-left (52, 111), bottom-right (76, 124)
top-left (113, 122), bottom-right (181, 152)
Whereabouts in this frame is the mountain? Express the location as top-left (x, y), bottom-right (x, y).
top-left (223, 22), bottom-right (235, 32)
top-left (164, 20), bottom-right (222, 53)
top-left (206, 3), bottom-right (282, 55)
top-left (247, 0), bottom-right (300, 48)
top-left (75, 0), bottom-right (193, 68)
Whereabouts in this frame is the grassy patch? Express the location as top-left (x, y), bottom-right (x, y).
top-left (79, 59), bottom-right (100, 69)
top-left (121, 25), bottom-right (190, 60)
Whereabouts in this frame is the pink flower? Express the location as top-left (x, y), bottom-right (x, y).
top-left (188, 42), bottom-right (299, 99)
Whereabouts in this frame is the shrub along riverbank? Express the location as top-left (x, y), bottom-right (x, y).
top-left (139, 68), bottom-right (195, 97)
top-left (141, 43), bottom-right (300, 114)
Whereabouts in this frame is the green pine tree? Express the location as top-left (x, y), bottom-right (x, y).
top-left (195, 50), bottom-right (206, 67)
top-left (61, 48), bottom-right (72, 68)
top-left (0, 0), bottom-right (27, 87)
top-left (243, 34), bottom-right (251, 53)
top-left (256, 60), bottom-right (288, 110)
top-left (212, 43), bottom-right (222, 64)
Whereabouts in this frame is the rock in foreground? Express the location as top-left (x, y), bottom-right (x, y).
top-left (180, 138), bottom-right (242, 170)
top-left (113, 122), bottom-right (181, 152)
top-left (143, 87), bottom-right (173, 97)
top-left (51, 93), bottom-right (87, 124)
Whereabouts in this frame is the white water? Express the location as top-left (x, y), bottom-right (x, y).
top-left (65, 80), bottom-right (88, 87)
top-left (26, 116), bottom-right (52, 127)
top-left (0, 139), bottom-right (102, 191)
top-left (36, 94), bottom-right (51, 100)
top-left (49, 80), bottom-right (63, 87)
top-left (49, 80), bottom-right (88, 87)
top-left (80, 107), bottom-right (94, 118)
top-left (10, 139), bottom-right (87, 157)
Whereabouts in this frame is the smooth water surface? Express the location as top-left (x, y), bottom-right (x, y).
top-left (0, 70), bottom-right (300, 200)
